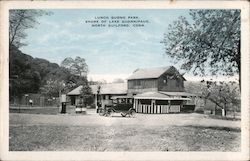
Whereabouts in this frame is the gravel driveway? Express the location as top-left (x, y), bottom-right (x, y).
top-left (9, 110), bottom-right (241, 151)
top-left (10, 110), bottom-right (241, 129)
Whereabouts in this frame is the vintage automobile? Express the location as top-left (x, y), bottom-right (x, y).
top-left (98, 96), bottom-right (136, 117)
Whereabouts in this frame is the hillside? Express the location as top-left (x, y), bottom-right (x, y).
top-left (9, 45), bottom-right (87, 100)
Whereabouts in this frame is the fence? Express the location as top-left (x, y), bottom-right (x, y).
top-left (10, 93), bottom-right (60, 107)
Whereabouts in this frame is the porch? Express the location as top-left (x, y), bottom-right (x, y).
top-left (133, 92), bottom-right (191, 114)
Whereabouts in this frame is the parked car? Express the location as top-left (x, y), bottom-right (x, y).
top-left (99, 96), bottom-right (136, 117)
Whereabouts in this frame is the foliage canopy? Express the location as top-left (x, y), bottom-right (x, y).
top-left (61, 57), bottom-right (89, 77)
top-left (162, 10), bottom-right (240, 81)
top-left (9, 9), bottom-right (51, 47)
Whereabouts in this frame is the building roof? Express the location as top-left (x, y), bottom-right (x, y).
top-left (67, 83), bottom-right (127, 96)
top-left (91, 83), bottom-right (127, 94)
top-left (134, 91), bottom-right (191, 100)
top-left (111, 95), bottom-right (133, 99)
top-left (127, 66), bottom-right (171, 80)
top-left (67, 85), bottom-right (83, 95)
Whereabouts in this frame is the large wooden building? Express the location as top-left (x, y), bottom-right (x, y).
top-left (127, 66), bottom-right (195, 114)
top-left (67, 66), bottom-right (196, 114)
top-left (127, 66), bottom-right (185, 94)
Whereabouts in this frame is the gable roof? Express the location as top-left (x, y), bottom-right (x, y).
top-left (91, 83), bottom-right (127, 94)
top-left (67, 83), bottom-right (127, 96)
top-left (127, 66), bottom-right (171, 80)
top-left (127, 66), bottom-right (186, 81)
top-left (67, 85), bottom-right (83, 95)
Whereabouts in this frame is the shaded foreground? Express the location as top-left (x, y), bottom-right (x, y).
top-left (9, 112), bottom-right (240, 151)
top-left (10, 125), bottom-right (240, 151)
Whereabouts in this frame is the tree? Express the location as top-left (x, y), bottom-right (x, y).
top-left (40, 79), bottom-right (65, 98)
top-left (8, 46), bottom-right (83, 102)
top-left (9, 9), bottom-right (52, 102)
top-left (61, 57), bottom-right (88, 77)
top-left (63, 74), bottom-right (88, 93)
top-left (9, 9), bottom-right (51, 47)
top-left (200, 80), bottom-right (240, 117)
top-left (161, 10), bottom-right (240, 86)
top-left (9, 46), bottom-right (42, 100)
top-left (80, 80), bottom-right (93, 107)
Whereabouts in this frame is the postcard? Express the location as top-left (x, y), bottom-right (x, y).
top-left (0, 1), bottom-right (249, 161)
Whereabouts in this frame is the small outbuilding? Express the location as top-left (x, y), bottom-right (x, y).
top-left (67, 83), bottom-right (128, 108)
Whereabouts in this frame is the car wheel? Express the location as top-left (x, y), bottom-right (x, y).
top-left (130, 110), bottom-right (136, 117)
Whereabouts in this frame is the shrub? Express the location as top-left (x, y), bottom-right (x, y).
top-left (194, 107), bottom-right (204, 114)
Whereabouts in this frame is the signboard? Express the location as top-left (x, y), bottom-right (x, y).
top-left (61, 94), bottom-right (66, 103)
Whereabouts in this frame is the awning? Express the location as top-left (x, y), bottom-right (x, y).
top-left (134, 97), bottom-right (191, 101)
top-left (133, 92), bottom-right (191, 101)
top-left (111, 96), bottom-right (134, 100)
top-left (159, 91), bottom-right (196, 97)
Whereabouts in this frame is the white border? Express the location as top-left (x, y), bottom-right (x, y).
top-left (0, 1), bottom-right (249, 161)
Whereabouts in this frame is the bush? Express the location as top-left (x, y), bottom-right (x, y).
top-left (89, 104), bottom-right (96, 109)
top-left (194, 107), bottom-right (204, 114)
top-left (182, 105), bottom-right (195, 113)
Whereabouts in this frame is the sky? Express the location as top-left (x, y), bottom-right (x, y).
top-left (20, 9), bottom-right (237, 83)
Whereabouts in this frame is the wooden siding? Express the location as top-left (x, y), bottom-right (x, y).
top-left (128, 78), bottom-right (158, 94)
top-left (128, 66), bottom-right (185, 93)
top-left (158, 70), bottom-right (185, 92)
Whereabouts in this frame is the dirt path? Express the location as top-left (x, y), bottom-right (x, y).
top-left (10, 112), bottom-right (240, 129)
top-left (9, 112), bottom-right (241, 151)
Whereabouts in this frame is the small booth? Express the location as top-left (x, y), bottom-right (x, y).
top-left (61, 94), bottom-right (67, 114)
top-left (75, 96), bottom-right (87, 114)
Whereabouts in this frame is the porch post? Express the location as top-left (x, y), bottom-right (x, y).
top-left (138, 99), bottom-right (141, 113)
top-left (134, 99), bottom-right (138, 111)
top-left (167, 100), bottom-right (171, 113)
top-left (94, 94), bottom-right (97, 109)
top-left (151, 99), bottom-right (155, 114)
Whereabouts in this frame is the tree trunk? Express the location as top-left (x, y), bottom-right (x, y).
top-left (233, 106), bottom-right (236, 120)
top-left (204, 98), bottom-right (207, 110)
top-left (214, 104), bottom-right (217, 115)
top-left (237, 39), bottom-right (241, 91)
top-left (224, 103), bottom-right (227, 117)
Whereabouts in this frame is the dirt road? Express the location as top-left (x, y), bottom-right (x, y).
top-left (10, 111), bottom-right (241, 129)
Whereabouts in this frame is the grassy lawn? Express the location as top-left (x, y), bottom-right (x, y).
top-left (10, 106), bottom-right (76, 115)
top-left (9, 125), bottom-right (240, 151)
top-left (9, 113), bottom-right (241, 151)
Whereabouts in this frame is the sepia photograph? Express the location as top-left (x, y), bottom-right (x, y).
top-left (1, 1), bottom-right (249, 161)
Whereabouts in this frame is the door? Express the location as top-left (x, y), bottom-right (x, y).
top-left (70, 96), bottom-right (76, 105)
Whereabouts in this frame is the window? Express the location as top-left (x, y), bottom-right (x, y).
top-left (121, 98), bottom-right (126, 103)
top-left (129, 98), bottom-right (133, 104)
top-left (163, 79), bottom-right (167, 84)
top-left (113, 99), bottom-right (117, 104)
top-left (134, 80), bottom-right (141, 86)
top-left (140, 99), bottom-right (151, 105)
top-left (176, 79), bottom-right (180, 87)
